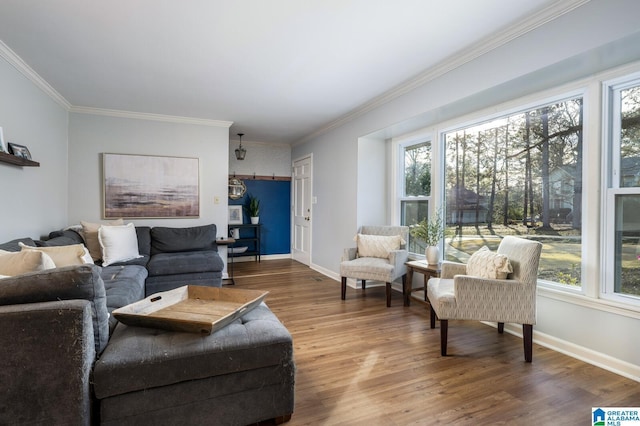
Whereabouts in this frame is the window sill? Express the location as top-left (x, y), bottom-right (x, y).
top-left (538, 285), bottom-right (640, 320)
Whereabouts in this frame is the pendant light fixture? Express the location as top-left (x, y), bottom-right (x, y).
top-left (235, 133), bottom-right (246, 160)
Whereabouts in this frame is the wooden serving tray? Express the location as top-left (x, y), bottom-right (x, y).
top-left (112, 286), bottom-right (269, 334)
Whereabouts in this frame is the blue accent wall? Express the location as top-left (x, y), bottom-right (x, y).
top-left (229, 179), bottom-right (291, 255)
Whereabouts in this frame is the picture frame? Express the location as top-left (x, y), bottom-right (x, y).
top-left (228, 205), bottom-right (243, 224)
top-left (103, 153), bottom-right (199, 218)
top-left (0, 127), bottom-right (6, 153)
top-left (8, 142), bottom-right (32, 160)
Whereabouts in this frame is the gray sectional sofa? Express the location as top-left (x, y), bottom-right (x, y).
top-left (0, 224), bottom-right (295, 425)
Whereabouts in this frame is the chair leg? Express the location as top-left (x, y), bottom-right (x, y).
top-left (341, 277), bottom-right (347, 300)
top-left (440, 319), bottom-right (448, 356)
top-left (402, 274), bottom-right (409, 306)
top-left (385, 282), bottom-right (391, 307)
top-left (498, 322), bottom-right (504, 334)
top-left (361, 279), bottom-right (366, 290)
top-left (430, 305), bottom-right (436, 329)
top-left (523, 324), bottom-right (533, 363)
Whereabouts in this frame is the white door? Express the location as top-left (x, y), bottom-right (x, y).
top-left (292, 155), bottom-right (312, 265)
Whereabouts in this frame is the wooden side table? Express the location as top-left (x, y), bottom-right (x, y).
top-left (404, 260), bottom-right (441, 306)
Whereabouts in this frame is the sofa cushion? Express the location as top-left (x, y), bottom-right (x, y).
top-left (146, 251), bottom-right (224, 277)
top-left (40, 229), bottom-right (85, 247)
top-left (150, 224), bottom-right (217, 255)
top-left (145, 272), bottom-right (222, 296)
top-left (0, 264), bottom-right (110, 354)
top-left (134, 226), bottom-right (151, 257)
top-left (101, 265), bottom-right (147, 332)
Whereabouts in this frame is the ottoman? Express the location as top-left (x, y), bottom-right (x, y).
top-left (93, 303), bottom-right (295, 426)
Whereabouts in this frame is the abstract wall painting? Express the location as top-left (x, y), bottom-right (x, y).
top-left (103, 153), bottom-right (199, 218)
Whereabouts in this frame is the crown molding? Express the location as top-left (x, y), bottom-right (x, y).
top-left (296, 0), bottom-right (591, 145)
top-left (0, 40), bottom-right (71, 110)
top-left (69, 106), bottom-right (233, 128)
top-left (0, 40), bottom-right (232, 128)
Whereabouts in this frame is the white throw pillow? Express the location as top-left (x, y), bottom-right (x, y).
top-left (0, 249), bottom-right (56, 276)
top-left (355, 234), bottom-right (404, 259)
top-left (466, 246), bottom-right (513, 279)
top-left (98, 223), bottom-right (142, 266)
top-left (19, 242), bottom-right (93, 267)
top-left (80, 219), bottom-right (124, 261)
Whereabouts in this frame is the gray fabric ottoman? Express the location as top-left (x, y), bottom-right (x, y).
top-left (93, 303), bottom-right (295, 426)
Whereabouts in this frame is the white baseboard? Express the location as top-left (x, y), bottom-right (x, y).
top-left (486, 322), bottom-right (640, 382)
top-left (230, 253), bottom-right (292, 262)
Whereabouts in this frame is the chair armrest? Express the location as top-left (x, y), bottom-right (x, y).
top-left (441, 261), bottom-right (467, 279)
top-left (342, 247), bottom-right (357, 261)
top-left (452, 275), bottom-right (535, 323)
top-left (388, 249), bottom-right (409, 277)
top-left (454, 275), bottom-right (517, 293)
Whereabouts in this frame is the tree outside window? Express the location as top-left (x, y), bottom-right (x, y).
top-left (401, 141), bottom-right (431, 254)
top-left (443, 97), bottom-right (583, 287)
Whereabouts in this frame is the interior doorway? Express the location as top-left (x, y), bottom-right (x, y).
top-left (292, 155), bottom-right (312, 265)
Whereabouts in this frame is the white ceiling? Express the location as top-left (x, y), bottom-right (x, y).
top-left (0, 0), bottom-right (586, 144)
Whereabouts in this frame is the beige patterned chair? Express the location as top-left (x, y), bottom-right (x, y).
top-left (427, 236), bottom-right (542, 362)
top-left (340, 226), bottom-right (409, 307)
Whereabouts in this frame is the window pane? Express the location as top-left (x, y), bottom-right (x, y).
top-left (404, 142), bottom-right (431, 196)
top-left (614, 197), bottom-right (640, 298)
top-left (620, 86), bottom-right (640, 187)
top-left (401, 199), bottom-right (429, 254)
top-left (443, 98), bottom-right (583, 287)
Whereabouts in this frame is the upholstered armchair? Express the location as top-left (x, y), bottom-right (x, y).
top-left (340, 225), bottom-right (409, 307)
top-left (427, 236), bottom-right (542, 362)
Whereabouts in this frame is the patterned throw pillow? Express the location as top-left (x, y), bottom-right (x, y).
top-left (355, 234), bottom-right (404, 259)
top-left (466, 246), bottom-right (513, 279)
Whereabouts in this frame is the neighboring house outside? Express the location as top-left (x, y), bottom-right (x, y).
top-left (621, 156), bottom-right (640, 187)
top-left (548, 164), bottom-right (576, 223)
top-left (446, 186), bottom-right (489, 225)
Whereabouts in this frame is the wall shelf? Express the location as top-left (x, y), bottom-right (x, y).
top-left (0, 151), bottom-right (39, 167)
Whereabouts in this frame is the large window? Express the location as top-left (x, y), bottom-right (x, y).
top-left (605, 77), bottom-right (640, 301)
top-left (399, 141), bottom-right (432, 254)
top-left (443, 96), bottom-right (584, 287)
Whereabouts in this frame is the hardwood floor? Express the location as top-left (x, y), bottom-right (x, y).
top-left (229, 259), bottom-right (640, 425)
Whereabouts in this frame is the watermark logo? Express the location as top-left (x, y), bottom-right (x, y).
top-left (593, 408), bottom-right (640, 426)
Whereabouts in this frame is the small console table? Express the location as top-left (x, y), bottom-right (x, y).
top-left (404, 260), bottom-right (441, 307)
top-left (227, 224), bottom-right (261, 262)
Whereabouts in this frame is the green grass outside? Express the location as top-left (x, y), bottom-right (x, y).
top-left (441, 223), bottom-right (640, 295)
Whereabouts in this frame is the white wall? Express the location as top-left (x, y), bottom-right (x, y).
top-left (68, 112), bottom-right (230, 235)
top-left (292, 0), bottom-right (640, 377)
top-left (357, 137), bottom-right (387, 226)
top-left (0, 56), bottom-right (69, 241)
top-left (228, 139), bottom-right (291, 177)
